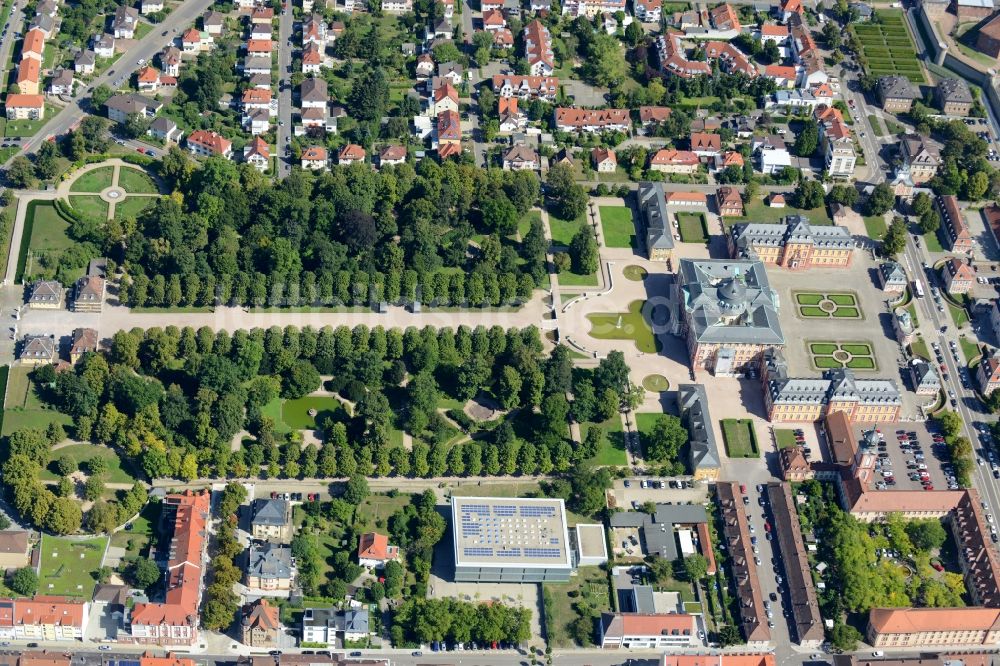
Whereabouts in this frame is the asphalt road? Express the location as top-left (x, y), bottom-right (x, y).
top-left (3, 0), bottom-right (217, 168)
top-left (0, 0), bottom-right (26, 97)
top-left (276, 6), bottom-right (292, 177)
top-left (902, 236), bottom-right (1000, 528)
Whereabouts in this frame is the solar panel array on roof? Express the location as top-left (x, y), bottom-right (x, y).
top-left (524, 547), bottom-right (561, 558)
top-left (521, 505), bottom-right (555, 517)
top-left (464, 547), bottom-right (493, 557)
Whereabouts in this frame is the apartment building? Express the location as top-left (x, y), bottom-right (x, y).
top-left (938, 195), bottom-right (974, 252)
top-left (0, 597), bottom-right (87, 641)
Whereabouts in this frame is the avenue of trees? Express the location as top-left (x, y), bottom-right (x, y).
top-left (108, 155), bottom-right (545, 309)
top-left (392, 597), bottom-right (532, 647)
top-left (4, 325), bottom-right (660, 535)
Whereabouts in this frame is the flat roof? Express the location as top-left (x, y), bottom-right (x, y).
top-left (575, 523), bottom-right (608, 559)
top-left (452, 496), bottom-right (572, 569)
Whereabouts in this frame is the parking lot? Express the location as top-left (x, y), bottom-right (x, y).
top-left (608, 477), bottom-right (710, 511)
top-left (854, 424), bottom-right (955, 492)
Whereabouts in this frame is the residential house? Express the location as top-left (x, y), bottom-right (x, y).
top-left (759, 22), bottom-right (789, 44)
top-left (436, 109), bottom-right (462, 146)
top-left (246, 39), bottom-right (272, 57)
top-left (938, 194), bottom-right (974, 252)
top-left (300, 77), bottom-right (328, 109)
top-left (250, 499), bottom-right (291, 541)
top-left (35, 0), bottom-right (58, 17)
top-left (246, 543), bottom-right (293, 592)
top-left (897, 134), bottom-right (940, 185)
top-left (242, 56), bottom-right (271, 75)
top-left (816, 104), bottom-right (856, 179)
top-left (524, 19), bottom-right (554, 76)
top-left (69, 328), bottom-right (99, 363)
top-left (28, 280), bottom-right (63, 309)
top-left (649, 149), bottom-right (699, 174)
top-left (300, 146), bottom-right (328, 170)
top-left (16, 59), bottom-right (40, 96)
top-left (128, 490), bottom-right (210, 645)
top-left (112, 6), bottom-right (139, 38)
top-left (415, 54), bottom-right (435, 78)
top-left (979, 348), bottom-right (1000, 395)
top-left (21, 30), bottom-right (45, 62)
top-left (202, 11), bottom-right (225, 34)
top-left (936, 77), bottom-right (974, 116)
top-left (763, 65), bottom-right (799, 89)
top-left (634, 0), bottom-right (661, 22)
top-left (357, 532), bottom-right (400, 568)
top-left (942, 257), bottom-right (975, 294)
top-left (0, 597), bottom-right (88, 639)
top-left (47, 69), bottom-right (74, 96)
top-left (378, 145), bottom-right (407, 168)
top-left (141, 0), bottom-right (164, 14)
top-left (19, 336), bottom-right (55, 366)
top-left (599, 613), bottom-right (697, 649)
top-left (159, 46), bottom-right (181, 77)
top-left (437, 62), bottom-right (463, 86)
top-left (877, 75), bottom-right (920, 113)
top-left (554, 107), bottom-right (630, 133)
top-left (250, 23), bottom-right (271, 40)
top-left (498, 96), bottom-right (525, 132)
top-left (430, 82), bottom-right (459, 115)
top-left (0, 532), bottom-right (30, 569)
top-left (137, 66), bottom-right (162, 92)
top-left (492, 74), bottom-right (558, 100)
top-left (878, 261), bottom-right (908, 294)
top-left (74, 50), bottom-right (96, 75)
top-left (148, 117), bottom-right (181, 143)
top-left (482, 9), bottom-right (506, 30)
top-left (240, 599), bottom-right (280, 648)
top-left (247, 73), bottom-right (271, 89)
top-left (105, 93), bottom-right (161, 122)
top-left (187, 130), bottom-right (233, 159)
top-left (689, 132), bottom-right (721, 161)
top-left (709, 2), bottom-right (740, 30)
top-left (242, 87), bottom-right (273, 115)
top-left (181, 29), bottom-right (209, 52)
top-left (381, 0), bottom-right (412, 11)
top-left (502, 144), bottom-right (540, 170)
top-left (338, 144), bottom-right (366, 165)
top-left (250, 7), bottom-right (275, 23)
top-left (716, 186), bottom-right (744, 217)
top-left (638, 106), bottom-right (671, 133)
top-left (301, 43), bottom-right (322, 73)
top-left (28, 13), bottom-right (54, 37)
top-left (336, 610), bottom-right (369, 642)
top-left (909, 359), bottom-right (941, 395)
top-left (592, 147), bottom-right (616, 173)
top-left (303, 14), bottom-right (328, 45)
top-left (714, 150), bottom-right (744, 171)
top-left (5, 95), bottom-right (44, 121)
top-left (754, 134), bottom-right (793, 175)
top-left (301, 609), bottom-right (336, 646)
top-left (93, 34), bottom-right (115, 58)
top-left (243, 136), bottom-right (270, 172)
top-left (73, 276), bottom-right (104, 312)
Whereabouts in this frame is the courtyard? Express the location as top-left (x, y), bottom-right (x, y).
top-left (808, 341), bottom-right (878, 370)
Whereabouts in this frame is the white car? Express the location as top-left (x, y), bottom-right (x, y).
top-left (137, 58), bottom-right (146, 65)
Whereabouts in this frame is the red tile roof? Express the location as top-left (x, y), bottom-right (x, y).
top-left (5, 94), bottom-right (44, 109)
top-left (358, 532), bottom-right (399, 562)
top-left (302, 146), bottom-right (328, 161)
top-left (188, 129), bottom-right (232, 155)
top-left (22, 29), bottom-right (45, 56)
top-left (339, 144), bottom-right (366, 161)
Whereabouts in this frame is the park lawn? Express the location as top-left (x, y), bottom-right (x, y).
top-left (586, 415), bottom-right (627, 466)
top-left (864, 215), bottom-right (888, 241)
top-left (910, 337), bottom-right (930, 361)
top-left (261, 397), bottom-right (292, 435)
top-left (598, 206), bottom-right (636, 249)
top-left (586, 299), bottom-right (659, 353)
top-left (1, 408), bottom-right (72, 437)
top-left (27, 201), bottom-right (74, 253)
top-left (69, 167), bottom-right (115, 193)
top-left (68, 196), bottom-right (109, 220)
top-left (721, 419), bottom-right (759, 458)
top-left (559, 267), bottom-right (599, 287)
top-left (959, 336), bottom-right (982, 366)
top-left (549, 211), bottom-right (587, 247)
top-left (796, 293), bottom-right (824, 305)
top-left (847, 357), bottom-right (876, 369)
top-left (38, 534), bottom-right (107, 598)
top-left (544, 566), bottom-right (612, 648)
top-left (40, 443), bottom-right (136, 484)
top-left (828, 294), bottom-right (857, 306)
top-left (354, 493), bottom-right (412, 533)
top-left (635, 412), bottom-right (669, 460)
top-left (113, 196), bottom-right (155, 221)
top-left (833, 307), bottom-right (860, 317)
top-left (282, 396), bottom-right (350, 430)
top-left (729, 198), bottom-right (832, 226)
top-left (517, 210), bottom-right (541, 240)
top-left (117, 167), bottom-right (158, 194)
top-left (774, 429), bottom-right (799, 450)
top-left (677, 212), bottom-right (708, 243)
top-left (841, 343), bottom-right (872, 355)
top-left (868, 114), bottom-right (885, 137)
top-left (810, 343), bottom-right (838, 354)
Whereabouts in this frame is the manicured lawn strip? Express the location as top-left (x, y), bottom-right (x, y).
top-left (677, 212), bottom-right (709, 243)
top-left (910, 337), bottom-right (930, 361)
top-left (959, 336), bottom-right (981, 366)
top-left (720, 418), bottom-right (759, 458)
top-left (1, 408), bottom-right (73, 437)
top-left (549, 211), bottom-right (587, 247)
top-left (833, 307), bottom-right (860, 317)
top-left (948, 301), bottom-right (970, 328)
top-left (598, 206), bottom-right (636, 249)
top-left (29, 202), bottom-right (75, 252)
top-left (39, 443), bottom-right (136, 484)
top-left (846, 357), bottom-right (876, 369)
top-left (69, 167), bottom-right (115, 193)
top-left (925, 228), bottom-right (945, 252)
top-left (841, 344), bottom-right (872, 355)
top-left (116, 167), bottom-right (158, 194)
top-left (868, 114), bottom-right (885, 137)
top-left (810, 343), bottom-right (838, 354)
top-left (774, 429), bottom-right (799, 449)
top-left (814, 356), bottom-right (843, 368)
top-left (801, 306), bottom-right (829, 317)
top-left (68, 196), bottom-right (109, 220)
top-left (38, 534), bottom-right (107, 598)
top-left (586, 299), bottom-right (659, 353)
top-left (558, 268), bottom-right (599, 287)
top-left (828, 294), bottom-right (857, 306)
top-left (796, 293), bottom-right (823, 305)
